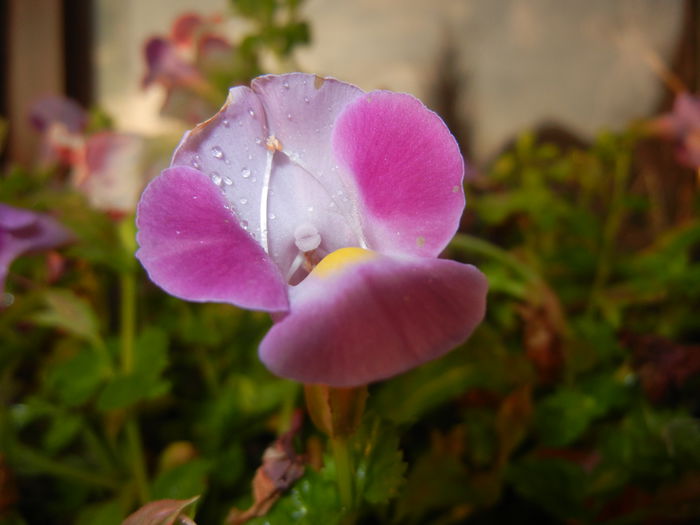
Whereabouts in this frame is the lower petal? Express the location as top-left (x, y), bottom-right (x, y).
top-left (259, 250), bottom-right (487, 386)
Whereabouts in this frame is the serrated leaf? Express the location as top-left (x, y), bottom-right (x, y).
top-left (32, 289), bottom-right (100, 345)
top-left (354, 416), bottom-right (406, 505)
top-left (246, 469), bottom-right (341, 525)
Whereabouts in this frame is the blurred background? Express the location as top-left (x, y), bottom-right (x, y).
top-left (2, 0), bottom-right (690, 165)
top-left (2, 1), bottom-right (700, 524)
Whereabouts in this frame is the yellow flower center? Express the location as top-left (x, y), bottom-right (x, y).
top-left (311, 247), bottom-right (376, 278)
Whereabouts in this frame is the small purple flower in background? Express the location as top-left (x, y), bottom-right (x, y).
top-left (0, 204), bottom-right (72, 294)
top-left (30, 96), bottom-right (147, 216)
top-left (143, 12), bottom-right (232, 124)
top-left (136, 73), bottom-right (488, 387)
top-left (650, 92), bottom-right (700, 169)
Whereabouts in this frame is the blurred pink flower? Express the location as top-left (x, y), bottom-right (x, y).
top-left (30, 96), bottom-right (147, 215)
top-left (650, 92), bottom-right (700, 168)
top-left (136, 73), bottom-right (488, 387)
top-left (0, 203), bottom-right (72, 293)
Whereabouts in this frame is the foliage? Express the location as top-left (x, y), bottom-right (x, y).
top-left (2, 3), bottom-right (700, 525)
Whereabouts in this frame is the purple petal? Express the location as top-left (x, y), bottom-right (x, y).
top-left (135, 166), bottom-right (289, 311)
top-left (171, 78), bottom-right (364, 282)
top-left (0, 204), bottom-right (73, 291)
top-left (259, 250), bottom-right (488, 386)
top-left (332, 91), bottom-right (465, 257)
top-left (29, 95), bottom-right (87, 134)
top-left (142, 37), bottom-right (205, 90)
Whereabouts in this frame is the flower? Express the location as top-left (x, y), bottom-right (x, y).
top-left (136, 73), bottom-right (488, 387)
top-left (30, 96), bottom-right (147, 216)
top-left (0, 203), bottom-right (72, 293)
top-left (650, 92), bottom-right (700, 169)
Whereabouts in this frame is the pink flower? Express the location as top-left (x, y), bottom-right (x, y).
top-left (0, 204), bottom-right (72, 293)
top-left (651, 92), bottom-right (700, 168)
top-left (136, 73), bottom-right (488, 387)
top-left (29, 96), bottom-right (147, 215)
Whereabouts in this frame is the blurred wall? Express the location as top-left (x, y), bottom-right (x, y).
top-left (94, 0), bottom-right (684, 161)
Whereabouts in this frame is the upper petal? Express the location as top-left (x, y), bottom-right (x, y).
top-left (135, 166), bottom-right (289, 311)
top-left (259, 250), bottom-right (488, 387)
top-left (332, 91), bottom-right (465, 257)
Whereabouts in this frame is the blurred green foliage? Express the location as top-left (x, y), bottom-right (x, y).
top-left (2, 3), bottom-right (700, 524)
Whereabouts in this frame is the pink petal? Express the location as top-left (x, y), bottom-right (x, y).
top-left (259, 252), bottom-right (487, 386)
top-left (142, 37), bottom-right (205, 90)
top-left (135, 166), bottom-right (289, 311)
top-left (170, 13), bottom-right (205, 48)
top-left (332, 91), bottom-right (465, 257)
top-left (0, 203), bottom-right (73, 291)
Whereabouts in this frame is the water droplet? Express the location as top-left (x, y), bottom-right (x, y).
top-left (247, 153), bottom-right (253, 160)
top-left (223, 176), bottom-right (233, 186)
top-left (211, 146), bottom-right (224, 160)
top-left (255, 138), bottom-right (262, 145)
top-left (175, 230), bottom-right (181, 235)
top-left (328, 201), bottom-right (336, 208)
top-left (287, 113), bottom-right (292, 120)
top-left (211, 173), bottom-right (223, 185)
top-left (191, 155), bottom-right (201, 169)
top-left (240, 198), bottom-right (248, 205)
top-left (223, 119), bottom-right (230, 127)
top-left (269, 213), bottom-right (276, 220)
top-left (241, 168), bottom-right (251, 178)
top-left (304, 96), bottom-right (310, 104)
top-left (251, 177), bottom-right (257, 183)
top-left (248, 108), bottom-right (255, 117)
top-left (283, 81), bottom-right (290, 89)
top-left (240, 220), bottom-right (249, 230)
top-left (307, 206), bottom-right (314, 213)
top-left (192, 195), bottom-right (198, 200)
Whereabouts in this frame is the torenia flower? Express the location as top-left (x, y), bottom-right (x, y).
top-left (136, 73), bottom-right (488, 387)
top-left (0, 204), bottom-right (72, 293)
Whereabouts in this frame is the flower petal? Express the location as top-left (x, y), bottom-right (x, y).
top-left (0, 203), bottom-right (73, 291)
top-left (135, 166), bottom-right (289, 311)
top-left (259, 251), bottom-right (487, 386)
top-left (332, 91), bottom-right (465, 257)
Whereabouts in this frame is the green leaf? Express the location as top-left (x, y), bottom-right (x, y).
top-left (354, 416), bottom-right (406, 505)
top-left (151, 459), bottom-right (211, 501)
top-left (48, 348), bottom-right (107, 406)
top-left (75, 499), bottom-right (125, 525)
top-left (32, 289), bottom-right (101, 346)
top-left (507, 457), bottom-right (588, 521)
top-left (247, 469), bottom-right (341, 525)
top-left (97, 328), bottom-right (170, 410)
top-left (43, 413), bottom-right (83, 453)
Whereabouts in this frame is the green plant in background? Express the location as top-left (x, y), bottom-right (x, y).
top-left (2, 2), bottom-right (700, 524)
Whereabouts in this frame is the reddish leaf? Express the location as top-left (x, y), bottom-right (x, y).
top-left (122, 496), bottom-right (199, 525)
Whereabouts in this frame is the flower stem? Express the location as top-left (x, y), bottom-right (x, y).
top-left (117, 216), bottom-right (149, 504)
top-left (330, 434), bottom-right (354, 511)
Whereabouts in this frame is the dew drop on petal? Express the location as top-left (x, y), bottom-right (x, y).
top-left (211, 173), bottom-right (223, 185)
top-left (283, 81), bottom-right (290, 89)
top-left (304, 96), bottom-right (310, 104)
top-left (248, 108), bottom-right (255, 117)
top-left (223, 119), bottom-right (230, 127)
top-left (269, 213), bottom-right (276, 220)
top-left (255, 138), bottom-right (262, 145)
top-left (211, 146), bottom-right (224, 160)
top-left (192, 155), bottom-right (201, 169)
top-left (240, 220), bottom-right (249, 230)
top-left (287, 113), bottom-right (292, 120)
top-left (307, 206), bottom-right (314, 213)
top-left (223, 176), bottom-right (233, 186)
top-left (241, 168), bottom-right (251, 178)
top-left (240, 198), bottom-right (248, 205)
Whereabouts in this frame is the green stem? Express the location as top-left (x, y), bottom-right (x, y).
top-left (330, 435), bottom-right (354, 512)
top-left (117, 216), bottom-right (149, 504)
top-left (120, 271), bottom-right (136, 373)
